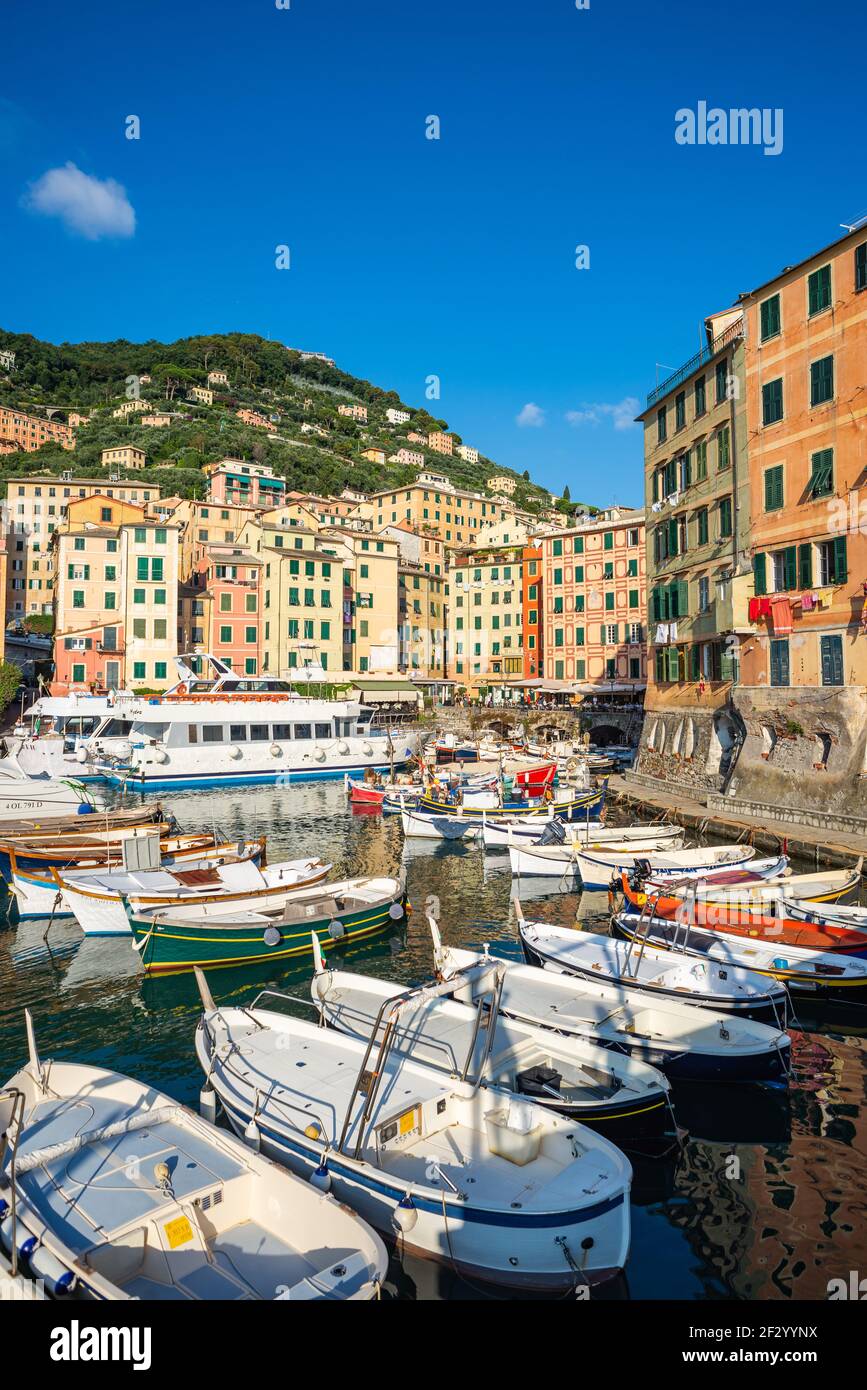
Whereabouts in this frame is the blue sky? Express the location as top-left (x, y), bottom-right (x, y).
top-left (1, 0), bottom-right (864, 505)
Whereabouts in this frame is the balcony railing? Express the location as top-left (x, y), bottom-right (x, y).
top-left (646, 319), bottom-right (743, 408)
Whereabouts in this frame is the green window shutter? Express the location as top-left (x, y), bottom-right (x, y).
top-left (764, 466), bottom-right (783, 511)
top-left (668, 518), bottom-right (678, 555)
top-left (679, 579), bottom-right (689, 615)
top-left (720, 647), bottom-right (734, 681)
top-left (798, 543), bottom-right (812, 589)
top-left (666, 646), bottom-right (680, 682)
top-left (753, 553), bottom-right (767, 596)
top-left (856, 242), bottom-right (867, 293)
top-left (652, 470), bottom-right (659, 502)
top-left (650, 588), bottom-right (659, 622)
top-left (690, 644), bottom-right (700, 680)
top-left (600, 625), bottom-right (607, 644)
top-left (832, 536), bottom-right (848, 584)
top-left (809, 449), bottom-right (833, 497)
top-left (783, 546), bottom-right (797, 591)
top-left (574, 536), bottom-right (583, 554)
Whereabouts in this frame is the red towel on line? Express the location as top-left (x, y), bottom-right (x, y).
top-left (771, 596), bottom-right (793, 635)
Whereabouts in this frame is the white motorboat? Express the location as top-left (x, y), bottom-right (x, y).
top-left (19, 654), bottom-right (417, 790)
top-left (0, 756), bottom-right (103, 821)
top-left (399, 807), bottom-right (481, 841)
top-left (574, 844), bottom-right (755, 891)
top-left (481, 817), bottom-right (683, 849)
top-left (194, 969), bottom-right (632, 1290)
top-left (515, 908), bottom-right (789, 1024)
top-left (59, 854), bottom-right (332, 937)
top-left (310, 935), bottom-right (672, 1139)
top-left (9, 838), bottom-right (265, 923)
top-left (508, 833), bottom-right (687, 878)
top-left (0, 1013), bottom-right (387, 1300)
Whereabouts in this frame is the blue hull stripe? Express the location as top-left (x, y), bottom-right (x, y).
top-left (221, 1101), bottom-right (625, 1228)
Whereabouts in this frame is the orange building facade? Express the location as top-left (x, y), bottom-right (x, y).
top-left (739, 227), bottom-right (867, 692)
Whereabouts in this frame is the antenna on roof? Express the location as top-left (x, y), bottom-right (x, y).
top-left (840, 211), bottom-right (867, 232)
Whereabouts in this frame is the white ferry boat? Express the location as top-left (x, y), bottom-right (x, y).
top-left (24, 655), bottom-right (416, 790)
top-left (9, 690), bottom-right (144, 782)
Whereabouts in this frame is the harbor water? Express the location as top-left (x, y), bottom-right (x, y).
top-left (1, 780), bottom-right (866, 1301)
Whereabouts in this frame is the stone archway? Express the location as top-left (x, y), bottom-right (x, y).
top-left (587, 722), bottom-right (623, 747)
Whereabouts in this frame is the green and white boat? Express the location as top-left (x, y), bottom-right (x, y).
top-left (127, 874), bottom-right (407, 975)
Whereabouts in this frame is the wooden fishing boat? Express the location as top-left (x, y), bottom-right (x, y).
top-left (784, 897), bottom-right (867, 932)
top-left (417, 784), bottom-right (606, 821)
top-left (508, 831), bottom-right (687, 877)
top-left (0, 803), bottom-right (163, 841)
top-left (482, 815), bottom-right (682, 848)
top-left (639, 859), bottom-right (861, 909)
top-left (65, 856), bottom-right (331, 940)
top-left (346, 776), bottom-right (421, 806)
top-left (573, 843), bottom-right (755, 892)
top-left (399, 807), bottom-right (482, 840)
top-left (129, 875), bottom-right (407, 973)
top-left (10, 837), bottom-right (267, 922)
top-left (0, 824), bottom-right (179, 880)
top-left (0, 1013), bottom-right (387, 1300)
top-left (611, 908), bottom-right (867, 1000)
top-left (194, 969), bottom-right (632, 1289)
top-left (310, 940), bottom-right (673, 1139)
top-left (617, 870), bottom-right (867, 954)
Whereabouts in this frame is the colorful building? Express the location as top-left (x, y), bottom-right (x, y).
top-left (538, 508), bottom-right (646, 689)
top-left (204, 459), bottom-right (286, 509)
top-left (0, 407), bottom-right (74, 452)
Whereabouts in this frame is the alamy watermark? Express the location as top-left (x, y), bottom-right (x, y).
top-left (675, 101), bottom-right (783, 157)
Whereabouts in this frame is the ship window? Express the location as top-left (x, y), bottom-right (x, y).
top-left (229, 725), bottom-right (248, 741)
top-left (100, 719), bottom-right (132, 737)
top-left (188, 725), bottom-right (198, 743)
top-left (250, 724), bottom-right (269, 741)
top-left (202, 725), bottom-right (224, 742)
top-left (315, 722), bottom-right (332, 739)
top-left (294, 723), bottom-right (312, 739)
top-left (272, 723), bottom-right (292, 740)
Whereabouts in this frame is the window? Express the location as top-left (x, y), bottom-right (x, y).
top-left (154, 619), bottom-right (167, 639)
top-left (719, 497), bottom-right (732, 538)
top-left (698, 576), bottom-right (710, 612)
top-left (105, 592), bottom-right (116, 610)
top-left (219, 625), bottom-right (232, 643)
top-left (817, 536), bottom-right (847, 585)
top-left (762, 378), bottom-right (784, 425)
top-left (629, 589), bottom-right (639, 608)
top-left (134, 527), bottom-right (146, 544)
top-left (809, 448), bottom-right (834, 498)
top-left (717, 426), bottom-right (730, 469)
top-left (857, 242), bottom-right (867, 293)
top-left (770, 546), bottom-right (798, 592)
top-left (821, 634), bottom-right (844, 686)
top-left (675, 392), bottom-right (686, 431)
top-left (133, 618), bottom-right (146, 638)
top-left (695, 440), bottom-right (707, 480)
top-left (715, 358), bottom-right (728, 404)
top-left (603, 531), bottom-right (613, 551)
top-left (155, 663), bottom-right (166, 681)
top-left (694, 376), bottom-right (706, 416)
top-left (605, 592), bottom-right (614, 611)
top-left (697, 507), bottom-right (709, 545)
top-left (203, 725), bottom-right (224, 743)
top-left (133, 662), bottom-right (146, 680)
top-left (808, 264), bottom-right (831, 316)
top-left (764, 465), bottom-right (784, 511)
top-left (552, 538), bottom-right (563, 557)
top-left (810, 355), bottom-right (834, 406)
top-left (73, 590), bottom-right (84, 608)
top-left (245, 626), bottom-right (256, 643)
top-left (770, 638), bottom-right (790, 687)
top-left (105, 565), bottom-right (116, 581)
top-left (72, 663), bottom-right (85, 683)
top-left (657, 406), bottom-right (667, 443)
top-left (760, 294), bottom-right (781, 341)
top-left (220, 593), bottom-right (232, 612)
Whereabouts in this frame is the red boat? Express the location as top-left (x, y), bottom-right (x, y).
top-left (346, 777), bottom-right (419, 806)
top-left (618, 871), bottom-right (867, 955)
top-left (513, 762), bottom-right (557, 792)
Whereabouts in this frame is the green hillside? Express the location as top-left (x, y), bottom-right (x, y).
top-left (0, 328), bottom-right (595, 516)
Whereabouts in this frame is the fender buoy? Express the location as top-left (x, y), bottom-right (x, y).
top-left (270, 743), bottom-right (282, 757)
top-left (228, 745), bottom-right (242, 760)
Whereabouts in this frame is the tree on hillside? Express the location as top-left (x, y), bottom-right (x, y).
top-left (563, 483), bottom-right (571, 501)
top-left (152, 363), bottom-right (198, 400)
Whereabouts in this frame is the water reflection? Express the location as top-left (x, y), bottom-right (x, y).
top-left (0, 779), bottom-right (865, 1300)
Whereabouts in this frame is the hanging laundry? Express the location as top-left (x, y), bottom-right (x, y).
top-left (801, 592), bottom-right (817, 611)
top-left (748, 597), bottom-right (762, 622)
top-left (817, 588), bottom-right (834, 607)
top-left (654, 623), bottom-right (669, 644)
top-left (770, 596), bottom-right (793, 635)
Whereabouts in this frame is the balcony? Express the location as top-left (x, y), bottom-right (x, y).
top-left (646, 318), bottom-right (743, 408)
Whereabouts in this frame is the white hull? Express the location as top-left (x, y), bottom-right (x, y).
top-left (0, 775), bottom-right (97, 820)
top-left (485, 820), bottom-right (682, 849)
top-left (509, 834), bottom-right (687, 878)
top-left (106, 733), bottom-right (415, 788)
top-left (575, 845), bottom-right (755, 891)
top-left (400, 809), bottom-right (480, 840)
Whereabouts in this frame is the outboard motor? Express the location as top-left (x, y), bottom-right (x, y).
top-left (538, 819), bottom-right (567, 847)
top-left (632, 857), bottom-right (653, 884)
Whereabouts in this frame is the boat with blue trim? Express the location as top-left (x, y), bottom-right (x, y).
top-left (194, 964), bottom-right (632, 1290)
top-left (0, 1012), bottom-right (387, 1300)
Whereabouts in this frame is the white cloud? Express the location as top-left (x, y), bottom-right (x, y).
top-left (23, 162), bottom-right (136, 240)
top-left (565, 396), bottom-right (640, 431)
top-left (516, 401), bottom-right (545, 428)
